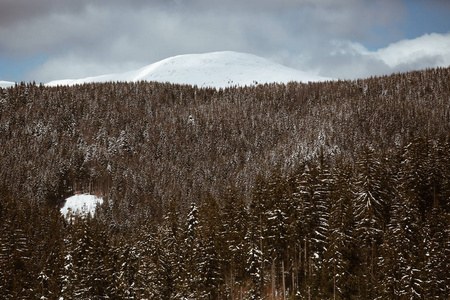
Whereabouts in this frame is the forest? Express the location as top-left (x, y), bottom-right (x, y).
top-left (0, 67), bottom-right (449, 299)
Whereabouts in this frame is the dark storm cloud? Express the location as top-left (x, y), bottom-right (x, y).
top-left (0, 0), bottom-right (449, 82)
top-left (1, 0), bottom-right (403, 54)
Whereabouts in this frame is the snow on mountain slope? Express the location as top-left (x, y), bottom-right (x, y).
top-left (46, 51), bottom-right (330, 88)
top-left (60, 194), bottom-right (103, 219)
top-left (0, 81), bottom-right (15, 88)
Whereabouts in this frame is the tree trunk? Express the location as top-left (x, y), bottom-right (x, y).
top-left (282, 260), bottom-right (286, 300)
top-left (292, 261), bottom-right (295, 295)
top-left (333, 263), bottom-right (336, 300)
top-left (230, 268), bottom-right (234, 300)
top-left (260, 216), bottom-right (265, 297)
top-left (271, 259), bottom-right (276, 300)
top-left (304, 240), bottom-right (307, 276)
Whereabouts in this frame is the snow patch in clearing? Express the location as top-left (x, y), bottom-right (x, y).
top-left (60, 194), bottom-right (103, 219)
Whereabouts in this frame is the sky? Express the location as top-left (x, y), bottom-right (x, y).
top-left (0, 0), bottom-right (449, 83)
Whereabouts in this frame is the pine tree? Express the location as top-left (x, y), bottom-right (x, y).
top-left (198, 194), bottom-right (223, 299)
top-left (146, 225), bottom-right (181, 300)
top-left (158, 199), bottom-right (185, 299)
top-left (248, 174), bottom-right (270, 296)
top-left (36, 207), bottom-right (65, 300)
top-left (422, 202), bottom-right (449, 298)
top-left (245, 226), bottom-right (264, 299)
top-left (133, 229), bottom-right (156, 299)
top-left (61, 215), bottom-right (109, 299)
top-left (0, 196), bottom-right (14, 299)
top-left (324, 163), bottom-right (358, 299)
top-left (0, 198), bottom-right (37, 298)
top-left (294, 162), bottom-right (331, 297)
top-left (378, 188), bottom-right (424, 299)
top-left (181, 203), bottom-right (202, 298)
top-left (219, 185), bottom-right (248, 297)
top-left (353, 146), bottom-right (385, 298)
top-left (115, 241), bottom-right (142, 299)
top-left (60, 221), bottom-right (76, 299)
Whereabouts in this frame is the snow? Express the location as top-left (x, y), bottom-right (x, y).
top-left (0, 80), bottom-right (15, 88)
top-left (60, 194), bottom-right (103, 219)
top-left (46, 51), bottom-right (331, 88)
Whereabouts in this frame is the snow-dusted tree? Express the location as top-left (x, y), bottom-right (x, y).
top-left (324, 163), bottom-right (358, 299)
top-left (60, 222), bottom-right (76, 299)
top-left (0, 197), bottom-right (15, 298)
top-left (422, 202), bottom-right (449, 298)
top-left (0, 198), bottom-right (37, 298)
top-left (245, 226), bottom-right (265, 299)
top-left (377, 185), bottom-right (424, 299)
top-left (181, 203), bottom-right (202, 298)
top-left (156, 199), bottom-right (185, 299)
top-left (60, 215), bottom-right (110, 299)
top-left (294, 161), bottom-right (332, 297)
top-left (146, 226), bottom-right (182, 300)
top-left (198, 194), bottom-right (223, 299)
top-left (132, 227), bottom-right (157, 299)
top-left (248, 174), bottom-right (270, 295)
top-left (219, 185), bottom-right (248, 297)
top-left (353, 146), bottom-right (385, 298)
top-left (35, 207), bottom-right (65, 300)
top-left (263, 170), bottom-right (299, 298)
top-left (265, 171), bottom-right (289, 260)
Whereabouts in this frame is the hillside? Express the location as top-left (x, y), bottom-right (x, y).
top-left (45, 51), bottom-right (329, 88)
top-left (0, 68), bottom-right (449, 299)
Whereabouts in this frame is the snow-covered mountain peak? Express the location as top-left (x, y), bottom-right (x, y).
top-left (46, 51), bottom-right (330, 88)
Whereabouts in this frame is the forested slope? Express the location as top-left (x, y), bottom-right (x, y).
top-left (0, 67), bottom-right (449, 299)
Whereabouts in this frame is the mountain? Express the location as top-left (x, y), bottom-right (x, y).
top-left (46, 51), bottom-right (330, 88)
top-left (0, 81), bottom-right (15, 88)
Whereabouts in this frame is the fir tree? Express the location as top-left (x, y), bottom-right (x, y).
top-left (219, 185), bottom-right (248, 296)
top-left (181, 203), bottom-right (202, 298)
top-left (324, 163), bottom-right (358, 299)
top-left (198, 195), bottom-right (223, 299)
top-left (353, 146), bottom-right (385, 298)
top-left (422, 202), bottom-right (449, 298)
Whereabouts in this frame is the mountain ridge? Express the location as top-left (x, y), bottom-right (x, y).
top-left (45, 51), bottom-right (330, 88)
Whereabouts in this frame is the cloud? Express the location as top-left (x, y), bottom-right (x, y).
top-left (19, 4), bottom-right (257, 81)
top-left (0, 1), bottom-right (449, 82)
top-left (25, 54), bottom-right (142, 82)
top-left (376, 33), bottom-right (450, 69)
top-left (307, 32), bottom-right (450, 79)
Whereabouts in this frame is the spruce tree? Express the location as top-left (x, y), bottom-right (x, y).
top-left (324, 163), bottom-right (358, 299)
top-left (198, 194), bottom-right (223, 299)
top-left (219, 185), bottom-right (248, 296)
top-left (353, 146), bottom-right (385, 298)
top-left (181, 203), bottom-right (202, 298)
top-left (422, 202), bottom-right (449, 298)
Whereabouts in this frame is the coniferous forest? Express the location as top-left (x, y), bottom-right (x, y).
top-left (0, 67), bottom-right (449, 299)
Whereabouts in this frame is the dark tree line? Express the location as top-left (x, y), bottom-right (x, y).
top-left (0, 67), bottom-right (449, 298)
top-left (1, 138), bottom-right (448, 299)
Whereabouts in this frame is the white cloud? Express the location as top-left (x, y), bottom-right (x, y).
top-left (376, 32), bottom-right (450, 69)
top-left (25, 54), bottom-right (143, 82)
top-left (304, 32), bottom-right (450, 79)
top-left (2, 1), bottom-right (449, 82)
